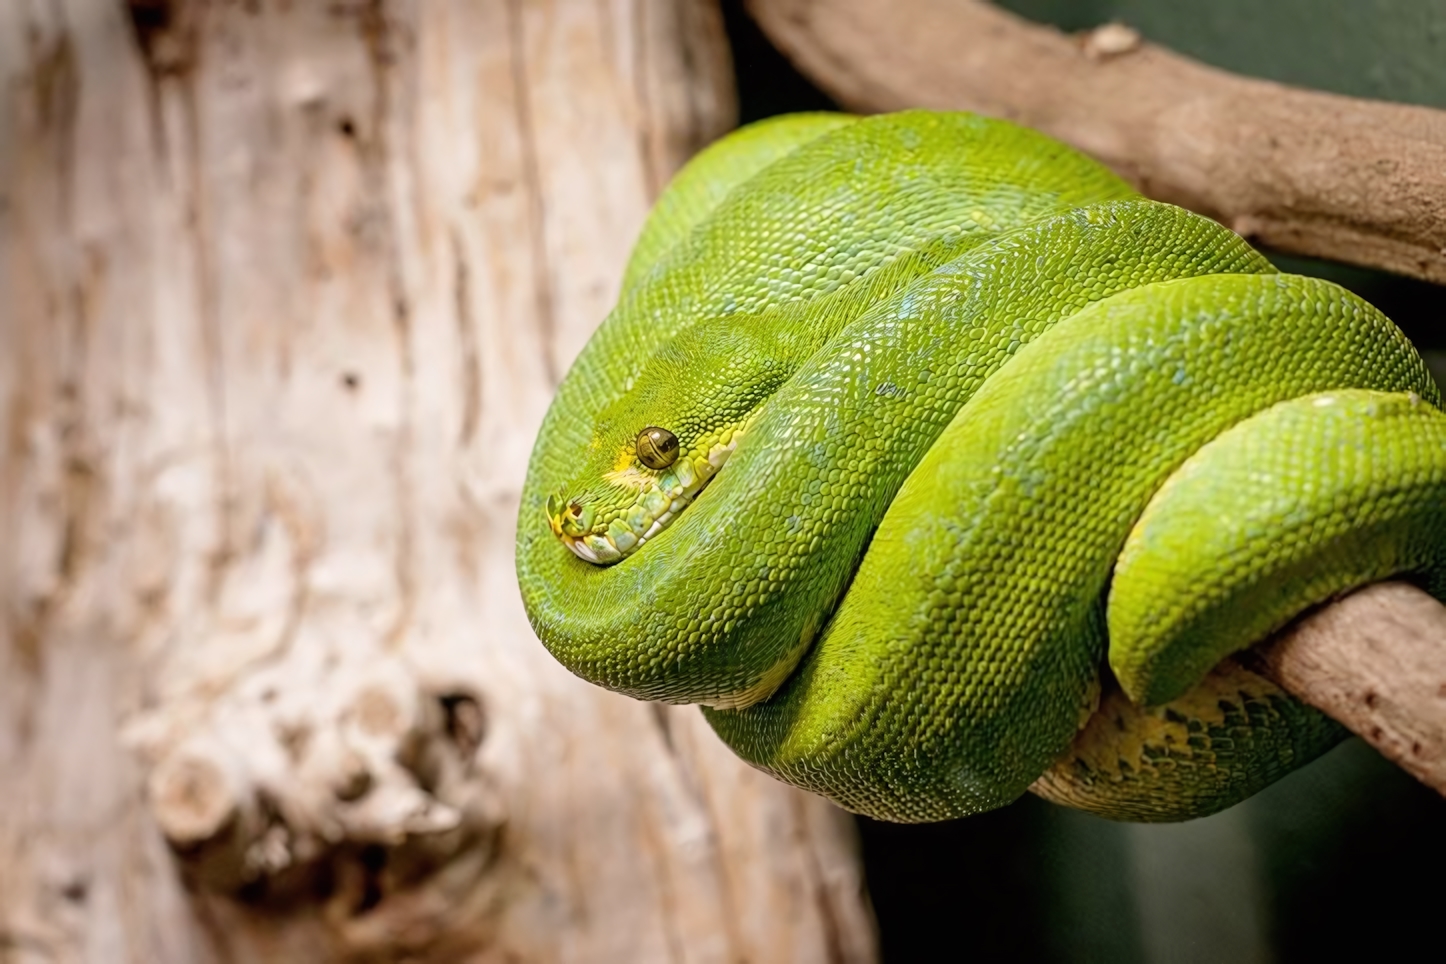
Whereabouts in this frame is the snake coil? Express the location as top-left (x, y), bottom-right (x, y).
top-left (516, 111), bottom-right (1446, 822)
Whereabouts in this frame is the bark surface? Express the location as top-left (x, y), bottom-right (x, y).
top-left (1251, 582), bottom-right (1446, 798)
top-left (0, 2), bottom-right (876, 961)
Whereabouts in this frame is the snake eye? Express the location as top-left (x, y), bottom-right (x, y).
top-left (636, 426), bottom-right (679, 470)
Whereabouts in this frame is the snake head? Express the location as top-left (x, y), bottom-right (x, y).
top-left (545, 425), bottom-right (742, 564)
top-left (544, 323), bottom-right (790, 565)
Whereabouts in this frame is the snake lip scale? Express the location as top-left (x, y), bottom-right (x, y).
top-left (547, 434), bottom-right (742, 563)
top-left (516, 109), bottom-right (1446, 823)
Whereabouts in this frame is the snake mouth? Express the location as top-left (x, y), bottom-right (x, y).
top-left (549, 436), bottom-right (741, 564)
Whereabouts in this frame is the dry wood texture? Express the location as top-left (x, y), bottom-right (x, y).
top-left (1251, 583), bottom-right (1446, 797)
top-left (748, 0), bottom-right (1446, 284)
top-left (0, 1), bottom-right (876, 961)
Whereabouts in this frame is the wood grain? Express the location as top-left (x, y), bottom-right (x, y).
top-left (1251, 583), bottom-right (1446, 797)
top-left (0, 1), bottom-right (876, 961)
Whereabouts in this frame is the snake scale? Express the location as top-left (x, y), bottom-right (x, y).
top-left (515, 110), bottom-right (1446, 822)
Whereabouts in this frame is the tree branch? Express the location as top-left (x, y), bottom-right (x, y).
top-left (748, 0), bottom-right (1446, 284)
top-left (1251, 582), bottom-right (1446, 797)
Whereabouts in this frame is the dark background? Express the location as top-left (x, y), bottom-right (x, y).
top-left (718, 2), bottom-right (1446, 961)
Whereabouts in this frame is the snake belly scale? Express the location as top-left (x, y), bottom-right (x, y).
top-left (515, 110), bottom-right (1446, 822)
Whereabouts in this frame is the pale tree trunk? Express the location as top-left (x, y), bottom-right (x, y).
top-left (0, 1), bottom-right (877, 961)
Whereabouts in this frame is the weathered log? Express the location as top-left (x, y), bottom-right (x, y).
top-left (748, 0), bottom-right (1446, 284)
top-left (0, 1), bottom-right (876, 961)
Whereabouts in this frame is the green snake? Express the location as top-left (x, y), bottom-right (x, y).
top-left (515, 110), bottom-right (1446, 822)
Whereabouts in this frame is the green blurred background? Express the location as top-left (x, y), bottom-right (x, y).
top-left (721, 1), bottom-right (1446, 960)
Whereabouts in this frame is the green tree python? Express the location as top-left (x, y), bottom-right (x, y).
top-left (515, 110), bottom-right (1446, 822)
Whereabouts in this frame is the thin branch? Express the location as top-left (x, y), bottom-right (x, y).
top-left (1250, 582), bottom-right (1446, 797)
top-left (748, 0), bottom-right (1446, 284)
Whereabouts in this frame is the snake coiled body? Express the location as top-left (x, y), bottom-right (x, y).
top-left (515, 111), bottom-right (1446, 822)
